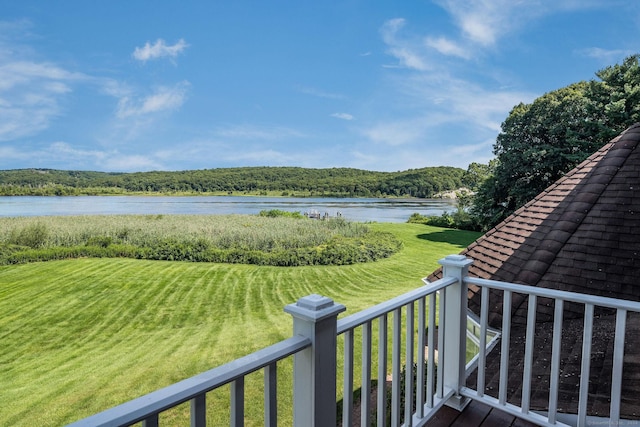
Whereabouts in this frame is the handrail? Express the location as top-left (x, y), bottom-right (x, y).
top-left (336, 276), bottom-right (456, 334)
top-left (67, 335), bottom-right (311, 427)
top-left (466, 276), bottom-right (640, 311)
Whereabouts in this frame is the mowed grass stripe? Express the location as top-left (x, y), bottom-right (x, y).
top-left (0, 223), bottom-right (479, 426)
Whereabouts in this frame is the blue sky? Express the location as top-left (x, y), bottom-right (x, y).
top-left (1, 1), bottom-right (639, 172)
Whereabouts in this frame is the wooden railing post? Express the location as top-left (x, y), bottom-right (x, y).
top-left (439, 254), bottom-right (473, 411)
top-left (285, 294), bottom-right (346, 427)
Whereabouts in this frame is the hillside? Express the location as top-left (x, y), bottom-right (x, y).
top-left (0, 166), bottom-right (465, 198)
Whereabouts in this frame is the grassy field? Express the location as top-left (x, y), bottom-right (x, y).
top-left (0, 214), bottom-right (400, 266)
top-left (0, 222), bottom-right (480, 426)
top-left (0, 214), bottom-right (371, 249)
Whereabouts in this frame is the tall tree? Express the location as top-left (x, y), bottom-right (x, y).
top-left (472, 55), bottom-right (640, 231)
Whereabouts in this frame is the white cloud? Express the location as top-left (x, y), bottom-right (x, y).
top-left (116, 81), bottom-right (190, 118)
top-left (132, 38), bottom-right (189, 62)
top-left (0, 61), bottom-right (84, 91)
top-left (331, 113), bottom-right (354, 121)
top-left (0, 60), bottom-right (88, 141)
top-left (50, 141), bottom-right (106, 161)
top-left (371, 4), bottom-right (549, 166)
top-left (380, 18), bottom-right (431, 71)
top-left (434, 0), bottom-right (614, 49)
top-left (434, 0), bottom-right (526, 47)
top-left (99, 79), bottom-right (132, 98)
top-left (425, 37), bottom-right (470, 59)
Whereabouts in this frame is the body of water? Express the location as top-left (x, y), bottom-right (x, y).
top-left (0, 196), bottom-right (458, 223)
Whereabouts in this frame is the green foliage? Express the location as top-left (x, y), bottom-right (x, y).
top-left (86, 236), bottom-right (113, 248)
top-left (471, 54), bottom-right (640, 231)
top-left (408, 211), bottom-right (479, 232)
top-left (258, 209), bottom-right (304, 219)
top-left (0, 166), bottom-right (466, 198)
top-left (0, 215), bottom-right (402, 267)
top-left (461, 161), bottom-right (495, 190)
top-left (8, 223), bottom-right (49, 248)
top-left (408, 191), bottom-right (479, 232)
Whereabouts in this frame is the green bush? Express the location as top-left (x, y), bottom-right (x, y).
top-left (407, 212), bottom-right (479, 231)
top-left (0, 244), bottom-right (139, 265)
top-left (258, 209), bottom-right (304, 219)
top-left (9, 223), bottom-right (50, 248)
top-left (86, 236), bottom-right (113, 248)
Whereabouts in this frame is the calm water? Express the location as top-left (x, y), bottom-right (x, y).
top-left (0, 196), bottom-right (458, 223)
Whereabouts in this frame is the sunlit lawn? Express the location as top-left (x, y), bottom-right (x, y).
top-left (0, 222), bottom-right (480, 426)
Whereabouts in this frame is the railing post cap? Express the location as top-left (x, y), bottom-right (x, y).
top-left (284, 294), bottom-right (346, 321)
top-left (438, 254), bottom-right (473, 268)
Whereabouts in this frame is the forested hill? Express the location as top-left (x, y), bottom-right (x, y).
top-left (0, 166), bottom-right (465, 198)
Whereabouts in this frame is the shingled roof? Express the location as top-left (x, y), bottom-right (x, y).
top-left (428, 123), bottom-right (640, 419)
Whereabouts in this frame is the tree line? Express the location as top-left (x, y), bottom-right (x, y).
top-left (0, 166), bottom-right (467, 198)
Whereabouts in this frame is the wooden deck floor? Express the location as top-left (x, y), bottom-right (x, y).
top-left (424, 399), bottom-right (539, 427)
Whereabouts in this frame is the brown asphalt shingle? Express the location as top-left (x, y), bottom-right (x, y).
top-left (428, 123), bottom-right (640, 419)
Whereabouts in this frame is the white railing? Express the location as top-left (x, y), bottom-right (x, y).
top-left (461, 276), bottom-right (640, 427)
top-left (67, 255), bottom-right (640, 427)
top-left (335, 255), bottom-right (475, 427)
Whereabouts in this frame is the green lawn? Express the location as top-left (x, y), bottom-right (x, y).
top-left (0, 222), bottom-right (479, 426)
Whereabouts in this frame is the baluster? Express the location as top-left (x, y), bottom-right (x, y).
top-left (477, 286), bottom-right (489, 398)
top-left (404, 302), bottom-right (414, 426)
top-left (521, 295), bottom-right (537, 413)
top-left (416, 297), bottom-right (426, 417)
top-left (231, 377), bottom-right (244, 427)
top-left (548, 299), bottom-right (564, 424)
top-left (264, 363), bottom-right (277, 427)
top-left (427, 293), bottom-right (436, 407)
top-left (498, 290), bottom-right (512, 406)
top-left (343, 329), bottom-right (354, 427)
top-left (437, 289), bottom-right (445, 399)
top-left (191, 394), bottom-right (206, 427)
top-left (577, 304), bottom-right (594, 427)
top-left (377, 314), bottom-right (388, 427)
top-left (391, 307), bottom-right (402, 427)
top-left (361, 321), bottom-right (372, 427)
top-left (142, 414), bottom-right (159, 427)
top-left (610, 308), bottom-right (627, 424)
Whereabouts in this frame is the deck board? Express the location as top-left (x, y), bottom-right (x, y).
top-left (424, 400), bottom-right (538, 427)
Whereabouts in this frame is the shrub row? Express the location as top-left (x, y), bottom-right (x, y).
top-left (0, 231), bottom-right (402, 267)
top-left (407, 212), bottom-right (480, 231)
top-left (0, 244), bottom-right (139, 265)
